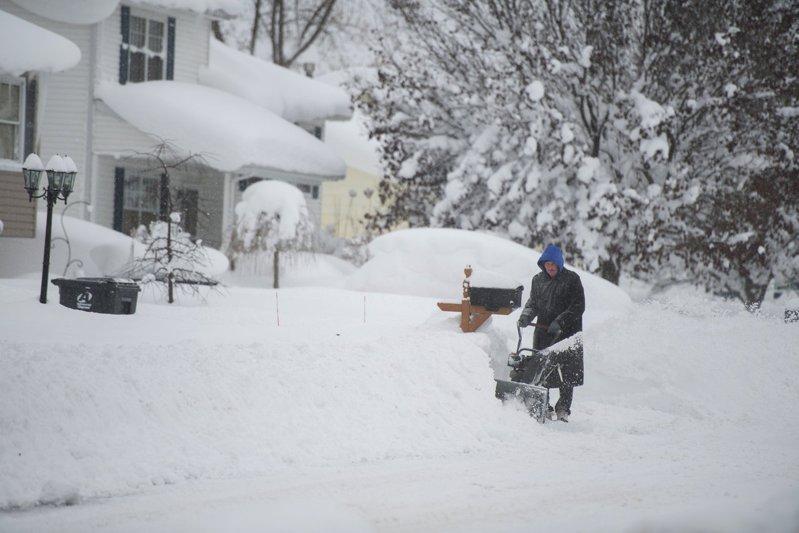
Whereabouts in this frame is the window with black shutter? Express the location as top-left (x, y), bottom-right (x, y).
top-left (121, 9), bottom-right (167, 83)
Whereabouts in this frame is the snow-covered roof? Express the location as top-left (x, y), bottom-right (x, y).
top-left (95, 81), bottom-right (346, 178)
top-left (199, 39), bottom-right (352, 124)
top-left (0, 9), bottom-right (81, 75)
top-left (130, 0), bottom-right (241, 18)
top-left (324, 111), bottom-right (381, 175)
top-left (7, 0), bottom-right (120, 24)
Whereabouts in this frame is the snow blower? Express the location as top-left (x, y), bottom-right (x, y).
top-left (494, 325), bottom-right (561, 423)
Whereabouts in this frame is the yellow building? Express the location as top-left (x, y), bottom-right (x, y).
top-left (321, 111), bottom-right (381, 238)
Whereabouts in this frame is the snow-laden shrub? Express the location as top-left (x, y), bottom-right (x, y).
top-left (228, 180), bottom-right (315, 288)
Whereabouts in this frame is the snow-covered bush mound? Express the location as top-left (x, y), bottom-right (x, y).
top-left (345, 228), bottom-right (631, 320)
top-left (234, 180), bottom-right (311, 242)
top-left (0, 213), bottom-right (228, 279)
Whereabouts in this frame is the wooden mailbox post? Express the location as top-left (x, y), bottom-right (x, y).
top-left (436, 266), bottom-right (514, 333)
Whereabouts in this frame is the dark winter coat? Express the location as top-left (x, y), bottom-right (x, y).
top-left (520, 244), bottom-right (586, 387)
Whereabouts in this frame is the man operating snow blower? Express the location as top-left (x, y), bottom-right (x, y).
top-left (516, 244), bottom-right (585, 422)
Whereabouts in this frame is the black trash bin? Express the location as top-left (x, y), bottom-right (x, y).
top-left (51, 277), bottom-right (141, 315)
top-left (470, 285), bottom-right (524, 311)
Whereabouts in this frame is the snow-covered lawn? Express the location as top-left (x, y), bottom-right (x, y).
top-left (1, 273), bottom-right (797, 532)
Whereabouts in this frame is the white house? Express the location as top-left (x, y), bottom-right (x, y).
top-left (0, 0), bottom-right (350, 249)
top-left (0, 7), bottom-right (81, 237)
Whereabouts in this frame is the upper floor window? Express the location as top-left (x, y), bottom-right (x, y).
top-left (127, 15), bottom-right (165, 82)
top-left (0, 79), bottom-right (24, 162)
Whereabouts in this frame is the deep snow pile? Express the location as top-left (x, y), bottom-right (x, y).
top-left (0, 213), bottom-right (227, 279)
top-left (345, 228), bottom-right (631, 322)
top-left (0, 283), bottom-right (528, 509)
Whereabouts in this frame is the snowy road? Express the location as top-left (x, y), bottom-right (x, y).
top-left (3, 428), bottom-right (797, 533)
top-left (1, 280), bottom-right (798, 532)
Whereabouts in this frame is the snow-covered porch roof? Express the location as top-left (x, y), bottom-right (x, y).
top-left (0, 9), bottom-right (81, 75)
top-left (199, 39), bottom-right (352, 125)
top-left (95, 81), bottom-right (347, 180)
top-left (7, 0), bottom-right (119, 24)
top-left (128, 0), bottom-right (241, 19)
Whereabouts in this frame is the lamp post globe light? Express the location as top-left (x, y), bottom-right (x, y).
top-left (22, 153), bottom-right (78, 304)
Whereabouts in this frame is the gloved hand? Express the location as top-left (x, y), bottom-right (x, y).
top-left (547, 319), bottom-right (562, 338)
top-left (517, 312), bottom-right (531, 328)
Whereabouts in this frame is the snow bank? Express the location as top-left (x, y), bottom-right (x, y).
top-left (0, 212), bottom-right (227, 279)
top-left (0, 9), bottom-right (81, 75)
top-left (0, 292), bottom-right (528, 509)
top-left (96, 81), bottom-right (346, 178)
top-left (345, 228), bottom-right (631, 322)
top-left (7, 0), bottom-right (119, 24)
top-left (200, 39), bottom-right (351, 124)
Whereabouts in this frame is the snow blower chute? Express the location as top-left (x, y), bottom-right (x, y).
top-left (494, 325), bottom-right (561, 423)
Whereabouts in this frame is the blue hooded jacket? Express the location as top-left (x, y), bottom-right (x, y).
top-left (537, 244), bottom-right (565, 274)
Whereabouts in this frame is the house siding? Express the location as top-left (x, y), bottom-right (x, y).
top-left (0, 170), bottom-right (36, 238)
top-left (0, 1), bottom-right (93, 213)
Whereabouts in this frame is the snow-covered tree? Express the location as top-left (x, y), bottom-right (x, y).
top-left (631, 0), bottom-right (799, 304)
top-left (122, 142), bottom-right (219, 303)
top-left (218, 0), bottom-right (382, 72)
top-left (129, 215), bottom-right (218, 303)
top-left (228, 180), bottom-right (315, 288)
top-left (357, 0), bottom-right (798, 304)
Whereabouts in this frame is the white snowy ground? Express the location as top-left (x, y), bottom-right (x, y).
top-left (1, 274), bottom-right (798, 532)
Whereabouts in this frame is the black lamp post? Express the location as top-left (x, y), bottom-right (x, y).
top-left (22, 153), bottom-right (78, 304)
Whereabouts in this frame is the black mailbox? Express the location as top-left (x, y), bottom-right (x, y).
top-left (470, 285), bottom-right (524, 311)
top-left (51, 277), bottom-right (141, 315)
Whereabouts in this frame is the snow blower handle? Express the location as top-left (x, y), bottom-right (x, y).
top-left (515, 322), bottom-right (550, 351)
